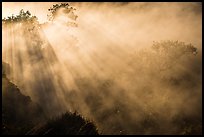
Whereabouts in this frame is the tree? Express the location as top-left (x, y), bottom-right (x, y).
top-left (2, 9), bottom-right (38, 25)
top-left (152, 40), bottom-right (197, 56)
top-left (151, 40), bottom-right (198, 71)
top-left (47, 3), bottom-right (78, 27)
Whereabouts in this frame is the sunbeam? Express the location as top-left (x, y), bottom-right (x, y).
top-left (2, 2), bottom-right (202, 135)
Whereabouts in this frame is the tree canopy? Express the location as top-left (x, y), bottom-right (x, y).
top-left (47, 3), bottom-right (78, 27)
top-left (2, 9), bottom-right (38, 25)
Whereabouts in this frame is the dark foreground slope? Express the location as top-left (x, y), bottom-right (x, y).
top-left (26, 112), bottom-right (99, 135)
top-left (2, 63), bottom-right (45, 135)
top-left (2, 62), bottom-right (99, 135)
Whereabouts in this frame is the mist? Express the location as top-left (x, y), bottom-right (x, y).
top-left (2, 2), bottom-right (202, 135)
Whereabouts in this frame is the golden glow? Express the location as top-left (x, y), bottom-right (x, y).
top-left (2, 2), bottom-right (202, 134)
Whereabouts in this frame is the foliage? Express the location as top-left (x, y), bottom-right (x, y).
top-left (2, 9), bottom-right (38, 25)
top-left (47, 3), bottom-right (78, 27)
top-left (2, 66), bottom-right (46, 135)
top-left (27, 112), bottom-right (99, 135)
top-left (150, 40), bottom-right (198, 71)
top-left (2, 2), bottom-right (201, 135)
top-left (152, 40), bottom-right (198, 56)
top-left (2, 62), bottom-right (99, 135)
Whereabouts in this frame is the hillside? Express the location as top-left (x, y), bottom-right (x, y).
top-left (2, 62), bottom-right (99, 135)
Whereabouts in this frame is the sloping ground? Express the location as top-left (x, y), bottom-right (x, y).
top-left (2, 66), bottom-right (46, 134)
top-left (26, 112), bottom-right (99, 135)
top-left (2, 62), bottom-right (99, 135)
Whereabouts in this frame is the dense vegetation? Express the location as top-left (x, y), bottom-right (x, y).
top-left (2, 62), bottom-right (99, 135)
top-left (26, 112), bottom-right (98, 135)
top-left (2, 3), bottom-right (202, 135)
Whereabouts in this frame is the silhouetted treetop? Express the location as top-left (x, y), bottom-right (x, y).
top-left (47, 3), bottom-right (78, 27)
top-left (2, 9), bottom-right (38, 25)
top-left (152, 40), bottom-right (198, 56)
top-left (2, 3), bottom-right (78, 30)
top-left (150, 40), bottom-right (198, 71)
top-left (26, 111), bottom-right (99, 135)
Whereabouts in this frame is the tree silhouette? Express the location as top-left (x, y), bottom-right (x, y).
top-left (2, 9), bottom-right (38, 25)
top-left (47, 3), bottom-right (78, 27)
top-left (150, 40), bottom-right (198, 71)
top-left (152, 40), bottom-right (198, 56)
